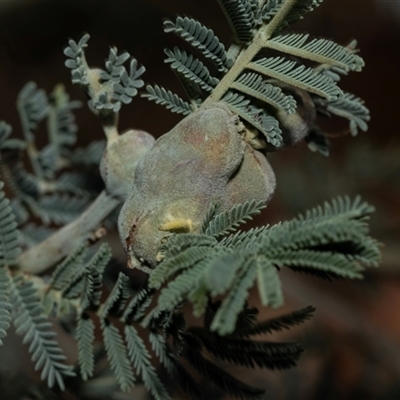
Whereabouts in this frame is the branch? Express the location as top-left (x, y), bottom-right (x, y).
top-left (202, 0), bottom-right (297, 105)
top-left (17, 190), bottom-right (120, 274)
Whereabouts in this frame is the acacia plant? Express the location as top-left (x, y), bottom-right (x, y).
top-left (0, 1), bottom-right (379, 399)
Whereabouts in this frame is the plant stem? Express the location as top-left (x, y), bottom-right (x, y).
top-left (202, 0), bottom-right (297, 106)
top-left (17, 190), bottom-right (120, 274)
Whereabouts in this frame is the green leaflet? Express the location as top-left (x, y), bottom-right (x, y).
top-left (10, 275), bottom-right (75, 389)
top-left (164, 16), bottom-right (229, 71)
top-left (194, 331), bottom-right (304, 370)
top-left (261, 0), bottom-right (324, 29)
top-left (248, 57), bottom-right (342, 100)
top-left (101, 320), bottom-right (135, 392)
top-left (0, 182), bottom-right (21, 266)
top-left (149, 332), bottom-right (203, 399)
top-left (256, 259), bottom-right (283, 308)
top-left (99, 272), bottom-right (131, 319)
top-left (65, 33), bottom-right (144, 113)
top-left (149, 246), bottom-right (211, 289)
top-left (157, 259), bottom-right (209, 311)
top-left (210, 257), bottom-right (257, 335)
top-left (125, 325), bottom-right (170, 400)
top-left (239, 306), bottom-right (316, 336)
top-left (266, 33), bottom-right (364, 72)
top-left (36, 193), bottom-right (91, 226)
top-left (142, 85), bottom-right (192, 115)
top-left (76, 314), bottom-right (95, 381)
top-left (0, 267), bottom-right (11, 347)
top-left (273, 249), bottom-right (365, 279)
top-left (123, 287), bottom-right (154, 323)
top-left (164, 47), bottom-right (219, 92)
top-left (222, 91), bottom-right (284, 147)
top-left (203, 251), bottom-right (244, 296)
top-left (204, 199), bottom-right (266, 238)
top-left (325, 92), bottom-right (370, 136)
top-left (217, 0), bottom-right (256, 43)
top-left (232, 72), bottom-right (297, 114)
top-left (183, 339), bottom-right (265, 399)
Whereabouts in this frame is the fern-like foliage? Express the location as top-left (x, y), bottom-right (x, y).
top-left (0, 182), bottom-right (21, 265)
top-left (36, 194), bottom-right (91, 226)
top-left (101, 320), bottom-right (136, 392)
top-left (217, 0), bottom-right (256, 43)
top-left (64, 34), bottom-right (144, 113)
top-left (40, 84), bottom-right (81, 179)
top-left (164, 47), bottom-right (220, 92)
top-left (40, 244), bottom-right (172, 395)
top-left (222, 91), bottom-right (284, 146)
top-left (261, 0), bottom-right (324, 29)
top-left (0, 267), bottom-right (11, 347)
top-left (17, 82), bottom-right (48, 142)
top-left (239, 305), bottom-right (316, 336)
top-left (145, 0), bottom-right (367, 153)
top-left (10, 274), bottom-right (75, 389)
top-left (142, 85), bottom-right (192, 115)
top-left (150, 196), bottom-right (380, 335)
top-left (0, 121), bottom-right (26, 153)
top-left (324, 92), bottom-right (370, 136)
top-left (203, 199), bottom-right (266, 237)
top-left (164, 16), bottom-right (229, 72)
top-left (232, 72), bottom-right (297, 114)
top-left (249, 57), bottom-right (342, 100)
top-left (125, 325), bottom-right (170, 400)
top-left (16, 82), bottom-right (49, 178)
top-left (266, 33), bottom-right (364, 72)
top-left (76, 314), bottom-right (95, 381)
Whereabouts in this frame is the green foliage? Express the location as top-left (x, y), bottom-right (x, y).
top-left (266, 33), bottom-right (364, 72)
top-left (76, 314), bottom-right (95, 381)
top-left (101, 320), bottom-right (135, 392)
top-left (204, 199), bottom-right (266, 237)
top-left (164, 16), bottom-right (229, 71)
top-left (249, 57), bottom-right (342, 100)
top-left (0, 121), bottom-right (26, 153)
top-left (324, 92), bottom-right (370, 136)
top-left (0, 182), bottom-right (21, 265)
top-left (142, 85), bottom-right (192, 115)
top-left (99, 272), bottom-right (131, 319)
top-left (240, 305), bottom-right (316, 336)
top-left (151, 196), bottom-right (380, 336)
top-left (17, 82), bottom-right (48, 143)
top-left (0, 268), bottom-right (11, 347)
top-left (10, 274), bottom-right (75, 389)
top-left (0, 83), bottom-right (100, 233)
top-left (40, 84), bottom-right (81, 179)
top-left (217, 0), bottom-right (257, 43)
top-left (38, 243), bottom-right (172, 396)
top-left (144, 0), bottom-right (366, 152)
top-left (125, 325), bottom-right (170, 400)
top-left (64, 34), bottom-right (145, 113)
top-left (232, 72), bottom-right (297, 114)
top-left (222, 91), bottom-right (284, 146)
top-left (261, 0), bottom-right (324, 29)
top-left (164, 47), bottom-right (220, 92)
top-left (37, 194), bottom-right (91, 225)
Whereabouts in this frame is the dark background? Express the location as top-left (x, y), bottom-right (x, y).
top-left (0, 1), bottom-right (399, 399)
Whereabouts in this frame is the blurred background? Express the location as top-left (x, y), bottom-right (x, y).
top-left (0, 0), bottom-right (399, 399)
